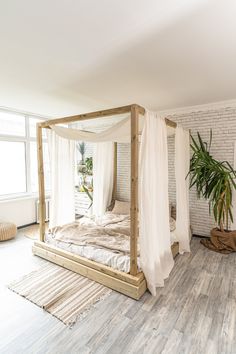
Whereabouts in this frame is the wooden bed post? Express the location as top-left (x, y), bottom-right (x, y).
top-left (130, 105), bottom-right (139, 276)
top-left (37, 123), bottom-right (46, 242)
top-left (112, 142), bottom-right (117, 201)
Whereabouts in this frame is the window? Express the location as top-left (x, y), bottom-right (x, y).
top-left (0, 111), bottom-right (25, 136)
top-left (30, 141), bottom-right (50, 192)
top-left (29, 117), bottom-right (47, 138)
top-left (0, 110), bottom-right (50, 198)
top-left (0, 141), bottom-right (26, 195)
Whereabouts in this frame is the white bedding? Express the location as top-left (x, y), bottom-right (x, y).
top-left (45, 213), bottom-right (177, 273)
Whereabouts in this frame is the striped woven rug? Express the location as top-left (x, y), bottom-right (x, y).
top-left (8, 263), bottom-right (112, 326)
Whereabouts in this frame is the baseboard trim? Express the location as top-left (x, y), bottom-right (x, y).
top-left (18, 222), bottom-right (37, 229)
top-left (192, 234), bottom-right (208, 239)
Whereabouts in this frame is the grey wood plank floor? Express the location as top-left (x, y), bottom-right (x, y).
top-left (0, 231), bottom-right (236, 354)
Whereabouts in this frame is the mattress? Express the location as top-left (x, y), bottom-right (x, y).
top-left (45, 213), bottom-right (177, 273)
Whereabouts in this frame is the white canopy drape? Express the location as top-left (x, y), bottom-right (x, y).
top-left (175, 126), bottom-right (191, 253)
top-left (47, 130), bottom-right (75, 228)
top-left (50, 117), bottom-right (131, 143)
top-left (139, 111), bottom-right (174, 296)
top-left (50, 119), bottom-right (175, 142)
top-left (93, 142), bottom-right (114, 217)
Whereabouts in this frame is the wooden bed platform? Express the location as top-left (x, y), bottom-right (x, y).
top-left (34, 104), bottom-right (178, 300)
top-left (32, 240), bottom-right (179, 300)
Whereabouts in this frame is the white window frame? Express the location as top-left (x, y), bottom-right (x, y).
top-left (0, 108), bottom-right (49, 201)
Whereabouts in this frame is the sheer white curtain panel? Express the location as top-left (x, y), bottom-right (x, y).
top-left (139, 111), bottom-right (174, 296)
top-left (93, 142), bottom-right (114, 217)
top-left (175, 126), bottom-right (191, 253)
top-left (47, 130), bottom-right (75, 228)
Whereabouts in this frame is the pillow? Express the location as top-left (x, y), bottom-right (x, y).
top-left (111, 200), bottom-right (130, 215)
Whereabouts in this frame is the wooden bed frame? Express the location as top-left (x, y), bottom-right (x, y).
top-left (33, 104), bottom-right (179, 300)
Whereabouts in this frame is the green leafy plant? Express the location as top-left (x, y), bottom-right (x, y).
top-left (77, 142), bottom-right (86, 163)
top-left (189, 131), bottom-right (236, 232)
top-left (85, 157), bottom-right (93, 175)
top-left (82, 184), bottom-right (93, 209)
top-left (75, 146), bottom-right (93, 208)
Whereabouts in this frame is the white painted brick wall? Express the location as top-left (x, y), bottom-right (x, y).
top-left (167, 106), bottom-right (236, 237)
top-left (117, 143), bottom-right (130, 202)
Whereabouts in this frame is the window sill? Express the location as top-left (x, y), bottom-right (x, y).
top-left (0, 192), bottom-right (51, 203)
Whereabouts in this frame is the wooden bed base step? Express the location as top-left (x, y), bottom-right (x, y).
top-left (32, 241), bottom-right (179, 300)
top-left (32, 241), bottom-right (147, 300)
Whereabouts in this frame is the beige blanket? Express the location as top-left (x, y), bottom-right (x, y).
top-left (80, 213), bottom-right (130, 235)
top-left (49, 213), bottom-right (176, 256)
top-left (49, 214), bottom-right (133, 255)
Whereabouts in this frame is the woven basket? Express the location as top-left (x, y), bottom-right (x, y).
top-left (0, 222), bottom-right (17, 241)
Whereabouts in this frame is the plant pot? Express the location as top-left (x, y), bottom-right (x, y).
top-left (78, 163), bottom-right (86, 174)
top-left (201, 227), bottom-right (236, 253)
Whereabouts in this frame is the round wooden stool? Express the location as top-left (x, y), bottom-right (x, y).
top-left (0, 222), bottom-right (17, 241)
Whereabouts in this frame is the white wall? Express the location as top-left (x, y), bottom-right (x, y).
top-left (0, 196), bottom-right (38, 227)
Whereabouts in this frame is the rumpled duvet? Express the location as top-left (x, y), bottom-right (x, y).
top-left (49, 213), bottom-right (133, 255)
top-left (48, 212), bottom-right (176, 257)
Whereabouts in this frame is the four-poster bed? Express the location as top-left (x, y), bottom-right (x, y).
top-left (33, 104), bottom-right (181, 300)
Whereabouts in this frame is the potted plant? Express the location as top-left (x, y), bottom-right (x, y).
top-left (189, 131), bottom-right (236, 253)
top-left (77, 142), bottom-right (87, 173)
top-left (75, 151), bottom-right (93, 211)
top-left (85, 157), bottom-right (93, 176)
top-left (81, 157), bottom-right (93, 208)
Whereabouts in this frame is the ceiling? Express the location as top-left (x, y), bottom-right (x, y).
top-left (0, 0), bottom-right (236, 116)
